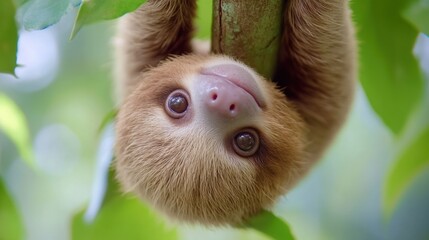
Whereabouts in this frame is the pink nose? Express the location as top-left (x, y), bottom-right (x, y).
top-left (204, 81), bottom-right (242, 118)
top-left (196, 74), bottom-right (260, 120)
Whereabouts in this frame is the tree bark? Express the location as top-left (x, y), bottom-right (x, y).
top-left (211, 0), bottom-right (283, 79)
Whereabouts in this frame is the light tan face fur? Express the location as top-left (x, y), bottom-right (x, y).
top-left (115, 55), bottom-right (305, 225)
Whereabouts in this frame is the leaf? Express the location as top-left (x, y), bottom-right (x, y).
top-left (97, 109), bottom-right (117, 135)
top-left (195, 0), bottom-right (212, 39)
top-left (403, 0), bottom-right (429, 36)
top-left (72, 169), bottom-right (177, 240)
top-left (244, 210), bottom-right (295, 240)
top-left (383, 126), bottom-right (429, 217)
top-left (71, 0), bottom-right (81, 7)
top-left (84, 123), bottom-right (115, 222)
top-left (0, 180), bottom-right (24, 240)
top-left (17, 0), bottom-right (70, 30)
top-left (351, 0), bottom-right (424, 134)
top-left (71, 0), bottom-right (147, 39)
top-left (0, 0), bottom-right (18, 74)
top-left (13, 0), bottom-right (30, 7)
top-left (0, 93), bottom-right (34, 167)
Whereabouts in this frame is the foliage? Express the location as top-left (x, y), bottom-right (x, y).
top-left (195, 0), bottom-right (212, 39)
top-left (403, 0), bottom-right (429, 36)
top-left (0, 93), bottom-right (34, 167)
top-left (0, 181), bottom-right (24, 240)
top-left (17, 0), bottom-right (75, 30)
top-left (71, 0), bottom-right (147, 38)
top-left (72, 170), bottom-right (177, 240)
top-left (74, 173), bottom-right (294, 240)
top-left (6, 0), bottom-right (146, 39)
top-left (244, 210), bottom-right (295, 240)
top-left (96, 109), bottom-right (117, 135)
top-left (352, 0), bottom-right (424, 134)
top-left (383, 126), bottom-right (429, 217)
top-left (0, 0), bottom-right (18, 75)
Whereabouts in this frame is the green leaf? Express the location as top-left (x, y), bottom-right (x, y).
top-left (71, 0), bottom-right (147, 39)
top-left (0, 0), bottom-right (18, 75)
top-left (72, 169), bottom-right (177, 240)
top-left (17, 0), bottom-right (70, 30)
top-left (84, 123), bottom-right (114, 222)
top-left (97, 109), bottom-right (117, 135)
top-left (244, 210), bottom-right (295, 240)
top-left (403, 0), bottom-right (429, 35)
top-left (195, 0), bottom-right (212, 39)
top-left (0, 180), bottom-right (24, 240)
top-left (383, 126), bottom-right (429, 217)
top-left (0, 93), bottom-right (34, 167)
top-left (71, 0), bottom-right (81, 7)
top-left (352, 0), bottom-right (424, 134)
top-left (14, 0), bottom-right (30, 7)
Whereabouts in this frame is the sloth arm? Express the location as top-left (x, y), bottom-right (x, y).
top-left (114, 0), bottom-right (196, 101)
top-left (275, 0), bottom-right (357, 166)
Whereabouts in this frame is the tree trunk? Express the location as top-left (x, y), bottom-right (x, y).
top-left (211, 0), bottom-right (283, 79)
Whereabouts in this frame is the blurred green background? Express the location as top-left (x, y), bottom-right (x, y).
top-left (1, 0), bottom-right (429, 240)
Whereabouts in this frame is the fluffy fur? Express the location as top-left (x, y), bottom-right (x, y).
top-left (114, 0), bottom-right (356, 226)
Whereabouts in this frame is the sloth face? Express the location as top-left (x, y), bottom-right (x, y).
top-left (115, 55), bottom-right (305, 225)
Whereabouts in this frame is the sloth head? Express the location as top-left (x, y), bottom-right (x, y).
top-left (115, 55), bottom-right (305, 225)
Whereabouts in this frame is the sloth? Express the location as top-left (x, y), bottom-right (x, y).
top-left (114, 0), bottom-right (356, 226)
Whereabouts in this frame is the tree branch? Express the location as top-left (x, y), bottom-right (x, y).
top-left (211, 0), bottom-right (283, 79)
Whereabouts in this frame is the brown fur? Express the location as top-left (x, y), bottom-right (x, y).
top-left (114, 0), bottom-right (356, 225)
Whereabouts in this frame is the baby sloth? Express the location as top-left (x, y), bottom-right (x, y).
top-left (116, 55), bottom-right (305, 225)
top-left (115, 0), bottom-right (356, 226)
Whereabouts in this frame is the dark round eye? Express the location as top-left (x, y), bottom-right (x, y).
top-left (232, 128), bottom-right (260, 157)
top-left (165, 90), bottom-right (189, 118)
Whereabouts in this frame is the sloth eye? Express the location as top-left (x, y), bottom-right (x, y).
top-left (165, 90), bottom-right (189, 118)
top-left (233, 129), bottom-right (260, 157)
